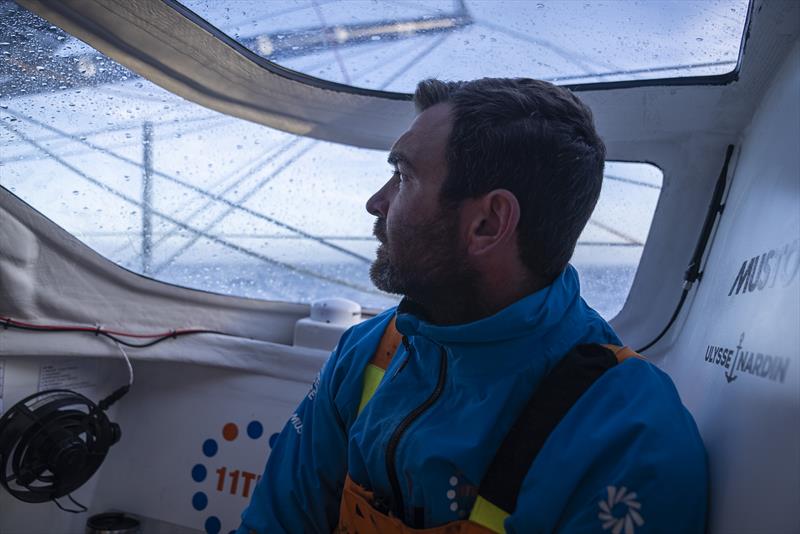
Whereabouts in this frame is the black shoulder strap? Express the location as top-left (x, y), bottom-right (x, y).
top-left (477, 344), bottom-right (619, 515)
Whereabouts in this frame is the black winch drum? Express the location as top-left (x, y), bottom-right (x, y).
top-left (85, 513), bottom-right (141, 534)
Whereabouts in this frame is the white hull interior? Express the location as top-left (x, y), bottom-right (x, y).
top-left (0, 1), bottom-right (798, 533)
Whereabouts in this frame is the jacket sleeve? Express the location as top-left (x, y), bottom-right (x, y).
top-left (505, 359), bottom-right (708, 534)
top-left (236, 329), bottom-right (356, 534)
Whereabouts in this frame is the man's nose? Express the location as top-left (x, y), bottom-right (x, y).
top-left (366, 183), bottom-right (389, 218)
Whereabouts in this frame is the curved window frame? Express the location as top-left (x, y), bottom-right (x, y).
top-left (165, 0), bottom-right (754, 98)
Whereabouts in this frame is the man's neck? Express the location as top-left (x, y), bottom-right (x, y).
top-left (406, 273), bottom-right (550, 326)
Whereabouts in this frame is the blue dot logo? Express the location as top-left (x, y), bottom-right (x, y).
top-left (269, 432), bottom-right (280, 449)
top-left (202, 439), bottom-right (218, 458)
top-left (247, 421), bottom-right (263, 439)
top-left (192, 491), bottom-right (208, 511)
top-left (204, 515), bottom-right (221, 534)
top-left (192, 464), bottom-right (207, 483)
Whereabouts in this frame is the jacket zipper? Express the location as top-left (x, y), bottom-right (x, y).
top-left (384, 344), bottom-right (448, 521)
top-left (392, 336), bottom-right (413, 379)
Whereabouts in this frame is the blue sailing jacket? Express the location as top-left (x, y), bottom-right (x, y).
top-left (238, 266), bottom-right (707, 533)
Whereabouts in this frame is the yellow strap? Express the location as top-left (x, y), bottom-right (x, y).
top-left (468, 495), bottom-right (508, 534)
top-left (357, 364), bottom-right (386, 416)
top-left (371, 316), bottom-right (401, 370)
top-left (357, 318), bottom-right (401, 417)
top-left (602, 344), bottom-right (645, 363)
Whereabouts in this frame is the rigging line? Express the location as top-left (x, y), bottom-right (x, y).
top-left (221, 0), bottom-right (340, 32)
top-left (397, 0), bottom-right (457, 17)
top-left (587, 219), bottom-right (644, 246)
top-left (93, 84), bottom-right (189, 105)
top-left (141, 140), bottom-right (294, 255)
top-left (81, 231), bottom-right (377, 240)
top-left (474, 20), bottom-right (616, 75)
top-left (2, 116), bottom-right (229, 163)
top-left (291, 33), bottom-right (427, 92)
top-left (378, 33), bottom-right (451, 91)
top-left (0, 113), bottom-right (223, 155)
top-left (3, 107), bottom-right (371, 264)
top-left (106, 143), bottom-right (291, 260)
top-left (295, 33), bottom-right (422, 74)
top-left (604, 174), bottom-right (662, 190)
top-left (150, 139), bottom-right (316, 275)
top-left (7, 133), bottom-right (209, 167)
top-left (158, 147), bottom-right (275, 221)
top-left (105, 131), bottom-right (280, 262)
top-left (311, 0), bottom-right (352, 84)
top-left (705, 2), bottom-right (748, 27)
top-left (2, 122), bottom-right (383, 296)
top-left (71, 232), bottom-right (645, 247)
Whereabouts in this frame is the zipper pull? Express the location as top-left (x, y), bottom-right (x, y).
top-left (392, 336), bottom-right (413, 379)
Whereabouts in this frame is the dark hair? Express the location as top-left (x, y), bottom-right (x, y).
top-left (414, 78), bottom-right (606, 279)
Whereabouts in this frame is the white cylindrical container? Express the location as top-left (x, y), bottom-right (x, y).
top-left (293, 298), bottom-right (362, 351)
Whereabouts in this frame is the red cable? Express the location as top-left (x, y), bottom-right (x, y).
top-left (0, 315), bottom-right (209, 339)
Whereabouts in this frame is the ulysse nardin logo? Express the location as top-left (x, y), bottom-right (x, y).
top-left (704, 333), bottom-right (790, 384)
top-left (729, 238), bottom-right (799, 297)
top-left (598, 486), bottom-right (644, 533)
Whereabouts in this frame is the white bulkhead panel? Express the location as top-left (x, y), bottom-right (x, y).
top-left (0, 350), bottom-right (326, 534)
top-left (658, 40), bottom-right (800, 533)
top-left (0, 357), bottom-right (127, 534)
top-left (88, 360), bottom-right (316, 533)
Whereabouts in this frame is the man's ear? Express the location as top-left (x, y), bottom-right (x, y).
top-left (463, 189), bottom-right (520, 256)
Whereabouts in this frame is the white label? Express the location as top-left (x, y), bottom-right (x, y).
top-left (38, 359), bottom-right (96, 392)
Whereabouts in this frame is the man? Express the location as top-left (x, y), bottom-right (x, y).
top-left (238, 78), bottom-right (707, 533)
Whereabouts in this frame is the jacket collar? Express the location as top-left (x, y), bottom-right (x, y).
top-left (394, 265), bottom-right (582, 345)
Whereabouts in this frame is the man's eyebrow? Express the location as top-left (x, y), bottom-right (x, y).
top-left (387, 150), bottom-right (415, 171)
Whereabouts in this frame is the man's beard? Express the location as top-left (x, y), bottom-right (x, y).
top-left (369, 208), bottom-right (478, 306)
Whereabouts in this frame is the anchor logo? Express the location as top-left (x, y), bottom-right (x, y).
top-left (724, 333), bottom-right (745, 383)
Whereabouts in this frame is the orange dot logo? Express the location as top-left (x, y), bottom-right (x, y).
top-left (222, 423), bottom-right (238, 441)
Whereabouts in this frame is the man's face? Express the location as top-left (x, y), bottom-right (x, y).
top-left (366, 103), bottom-right (476, 299)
